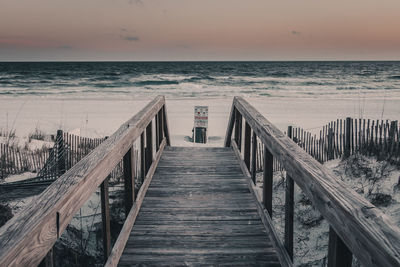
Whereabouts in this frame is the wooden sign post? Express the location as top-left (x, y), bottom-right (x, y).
top-left (193, 106), bottom-right (208, 143)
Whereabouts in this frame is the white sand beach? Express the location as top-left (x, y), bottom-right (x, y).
top-left (0, 96), bottom-right (398, 146)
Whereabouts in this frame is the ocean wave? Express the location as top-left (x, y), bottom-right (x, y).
top-left (134, 80), bottom-right (180, 86)
top-left (336, 86), bottom-right (360, 90)
top-left (182, 75), bottom-right (215, 82)
top-left (1, 62), bottom-right (400, 100)
top-left (300, 81), bottom-right (327, 86)
top-left (269, 72), bottom-right (290, 77)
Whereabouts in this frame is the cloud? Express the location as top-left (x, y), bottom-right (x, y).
top-left (121, 35), bottom-right (140, 42)
top-left (291, 30), bottom-right (301, 36)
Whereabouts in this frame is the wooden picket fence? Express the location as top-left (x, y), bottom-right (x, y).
top-left (255, 141), bottom-right (283, 172)
top-left (37, 130), bottom-right (141, 183)
top-left (1, 129), bottom-right (141, 186)
top-left (289, 118), bottom-right (399, 164)
top-left (0, 143), bottom-right (51, 179)
top-left (255, 117), bottom-right (400, 172)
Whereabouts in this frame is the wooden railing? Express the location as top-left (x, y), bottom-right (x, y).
top-left (225, 97), bottom-right (400, 267)
top-left (0, 96), bottom-right (170, 267)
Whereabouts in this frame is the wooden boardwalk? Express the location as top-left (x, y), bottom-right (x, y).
top-left (2, 96), bottom-right (399, 267)
top-left (118, 147), bottom-right (281, 266)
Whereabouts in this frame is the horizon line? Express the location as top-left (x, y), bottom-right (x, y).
top-left (1, 59), bottom-right (400, 63)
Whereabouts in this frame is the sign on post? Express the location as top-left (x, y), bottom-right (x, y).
top-left (194, 106), bottom-right (208, 143)
top-left (194, 106), bottom-right (208, 128)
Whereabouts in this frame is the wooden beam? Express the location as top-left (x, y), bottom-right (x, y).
top-left (328, 226), bottom-right (352, 267)
top-left (155, 114), bottom-right (159, 151)
top-left (105, 138), bottom-right (166, 267)
top-left (285, 126), bottom-right (294, 261)
top-left (140, 132), bottom-right (145, 184)
top-left (123, 147), bottom-right (135, 215)
top-left (101, 178), bottom-right (111, 261)
top-left (285, 175), bottom-right (294, 261)
top-left (162, 105), bottom-right (171, 146)
top-left (158, 109), bottom-right (163, 147)
top-left (251, 131), bottom-right (257, 184)
top-left (224, 105), bottom-right (236, 147)
top-left (244, 122), bottom-right (251, 170)
top-left (145, 121), bottom-right (153, 175)
top-left (0, 96), bottom-right (166, 267)
top-left (263, 145), bottom-right (273, 216)
top-left (234, 110), bottom-right (242, 151)
top-left (231, 97), bottom-right (400, 267)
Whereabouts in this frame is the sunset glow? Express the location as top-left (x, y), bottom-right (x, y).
top-left (1, 0), bottom-right (400, 61)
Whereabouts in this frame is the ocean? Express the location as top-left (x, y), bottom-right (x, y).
top-left (0, 61), bottom-right (400, 99)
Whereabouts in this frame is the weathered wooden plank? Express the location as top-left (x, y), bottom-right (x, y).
top-left (118, 146), bottom-right (281, 266)
top-left (231, 97), bottom-right (400, 267)
top-left (119, 253), bottom-right (280, 266)
top-left (0, 96), bottom-right (167, 267)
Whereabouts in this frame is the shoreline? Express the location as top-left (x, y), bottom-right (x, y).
top-left (0, 96), bottom-right (398, 147)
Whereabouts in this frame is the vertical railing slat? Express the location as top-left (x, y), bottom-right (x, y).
top-left (123, 147), bottom-right (135, 216)
top-left (251, 131), bottom-right (257, 184)
top-left (244, 121), bottom-right (251, 170)
top-left (263, 145), bottom-right (273, 216)
top-left (100, 178), bottom-right (111, 262)
top-left (328, 227), bottom-right (352, 267)
top-left (285, 126), bottom-right (294, 260)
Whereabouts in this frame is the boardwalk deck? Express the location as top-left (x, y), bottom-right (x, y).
top-left (118, 146), bottom-right (281, 266)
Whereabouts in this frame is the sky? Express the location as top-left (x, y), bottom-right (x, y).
top-left (1, 0), bottom-right (400, 61)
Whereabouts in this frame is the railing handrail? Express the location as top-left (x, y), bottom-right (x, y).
top-left (0, 96), bottom-right (169, 266)
top-left (225, 96), bottom-right (400, 267)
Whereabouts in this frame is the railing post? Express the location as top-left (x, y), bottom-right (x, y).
top-left (224, 104), bottom-right (236, 147)
top-left (244, 122), bottom-right (251, 170)
top-left (140, 132), bottom-right (145, 183)
top-left (56, 130), bottom-right (65, 177)
top-left (123, 147), bottom-right (135, 216)
top-left (162, 105), bottom-right (171, 146)
top-left (285, 126), bottom-right (294, 260)
top-left (155, 113), bottom-right (159, 151)
top-left (158, 108), bottom-right (163, 146)
top-left (145, 121), bottom-right (153, 174)
top-left (263, 145), bottom-right (273, 216)
top-left (344, 117), bottom-right (351, 158)
top-left (234, 109), bottom-right (242, 151)
top-left (251, 130), bottom-right (257, 184)
top-left (100, 178), bottom-right (111, 262)
top-left (328, 226), bottom-right (352, 267)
